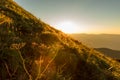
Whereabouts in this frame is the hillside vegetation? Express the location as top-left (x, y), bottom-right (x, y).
top-left (0, 0), bottom-right (120, 80)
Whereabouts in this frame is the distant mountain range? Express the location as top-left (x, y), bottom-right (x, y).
top-left (70, 34), bottom-right (120, 50)
top-left (70, 34), bottom-right (120, 60)
top-left (95, 48), bottom-right (120, 59)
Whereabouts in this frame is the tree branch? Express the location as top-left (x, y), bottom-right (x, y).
top-left (17, 50), bottom-right (32, 80)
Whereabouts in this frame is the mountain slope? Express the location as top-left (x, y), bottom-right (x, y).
top-left (0, 0), bottom-right (120, 80)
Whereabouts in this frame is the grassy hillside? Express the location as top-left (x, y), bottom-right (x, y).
top-left (70, 34), bottom-right (120, 50)
top-left (0, 0), bottom-right (120, 80)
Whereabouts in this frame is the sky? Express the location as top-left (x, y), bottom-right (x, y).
top-left (14, 0), bottom-right (120, 34)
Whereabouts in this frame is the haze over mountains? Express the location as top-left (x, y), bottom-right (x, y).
top-left (70, 34), bottom-right (120, 59)
top-left (70, 34), bottom-right (120, 50)
top-left (0, 0), bottom-right (120, 80)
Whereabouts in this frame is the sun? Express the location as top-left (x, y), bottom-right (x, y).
top-left (56, 21), bottom-right (77, 33)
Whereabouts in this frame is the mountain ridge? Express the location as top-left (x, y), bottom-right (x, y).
top-left (0, 0), bottom-right (120, 80)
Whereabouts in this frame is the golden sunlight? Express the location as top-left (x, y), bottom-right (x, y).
top-left (55, 21), bottom-right (78, 33)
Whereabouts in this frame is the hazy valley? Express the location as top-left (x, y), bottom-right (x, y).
top-left (70, 34), bottom-right (120, 60)
top-left (70, 34), bottom-right (120, 50)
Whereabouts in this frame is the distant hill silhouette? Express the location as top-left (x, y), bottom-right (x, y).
top-left (95, 48), bottom-right (120, 59)
top-left (0, 0), bottom-right (120, 80)
top-left (70, 34), bottom-right (120, 50)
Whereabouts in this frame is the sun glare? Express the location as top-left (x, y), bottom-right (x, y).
top-left (56, 21), bottom-right (78, 33)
